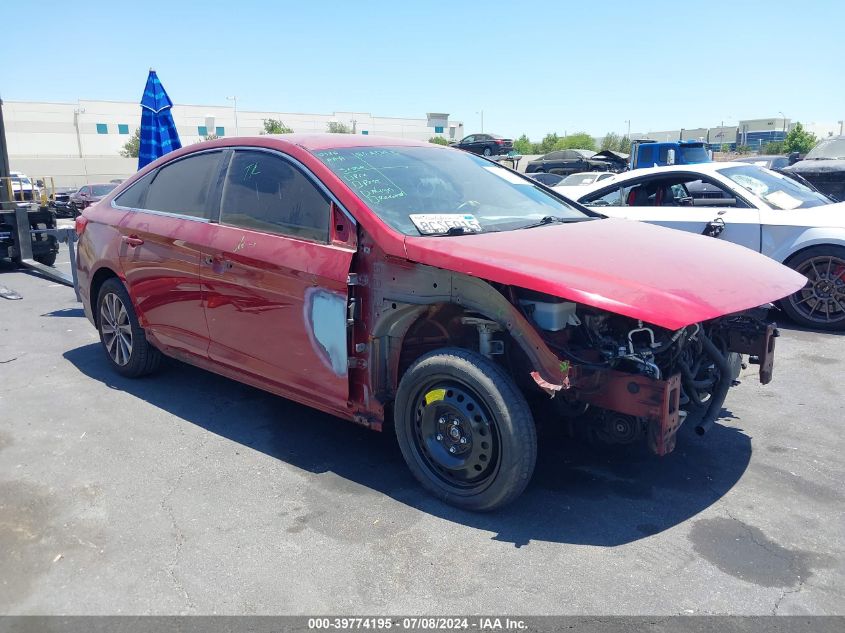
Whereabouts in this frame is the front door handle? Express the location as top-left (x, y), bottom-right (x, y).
top-left (122, 235), bottom-right (144, 247)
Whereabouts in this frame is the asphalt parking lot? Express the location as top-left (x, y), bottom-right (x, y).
top-left (1, 240), bottom-right (844, 616)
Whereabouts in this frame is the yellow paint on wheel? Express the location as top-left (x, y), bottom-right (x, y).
top-left (424, 388), bottom-right (447, 405)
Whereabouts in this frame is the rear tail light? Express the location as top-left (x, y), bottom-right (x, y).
top-left (75, 215), bottom-right (89, 236)
top-left (495, 139), bottom-right (504, 145)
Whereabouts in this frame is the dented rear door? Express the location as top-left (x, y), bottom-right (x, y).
top-left (200, 149), bottom-right (354, 408)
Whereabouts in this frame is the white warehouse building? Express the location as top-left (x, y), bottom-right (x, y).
top-left (2, 99), bottom-right (464, 187)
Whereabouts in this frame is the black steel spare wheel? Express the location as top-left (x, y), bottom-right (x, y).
top-left (782, 245), bottom-right (845, 331)
top-left (395, 348), bottom-right (537, 511)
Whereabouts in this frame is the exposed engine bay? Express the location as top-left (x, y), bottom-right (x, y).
top-left (511, 289), bottom-right (779, 456)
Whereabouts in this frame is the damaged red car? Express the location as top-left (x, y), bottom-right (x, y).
top-left (75, 135), bottom-right (806, 510)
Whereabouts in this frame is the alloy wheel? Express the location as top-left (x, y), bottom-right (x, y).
top-left (100, 292), bottom-right (133, 366)
top-left (789, 254), bottom-right (845, 325)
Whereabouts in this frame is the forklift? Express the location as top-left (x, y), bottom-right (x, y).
top-left (0, 96), bottom-right (79, 299)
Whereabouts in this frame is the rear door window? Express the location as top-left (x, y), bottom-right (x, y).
top-left (219, 150), bottom-right (330, 242)
top-left (142, 151), bottom-right (224, 219)
top-left (113, 170), bottom-right (157, 209)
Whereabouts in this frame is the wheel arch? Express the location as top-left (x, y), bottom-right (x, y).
top-left (367, 267), bottom-right (569, 402)
top-left (88, 266), bottom-right (122, 326)
top-left (766, 228), bottom-right (845, 265)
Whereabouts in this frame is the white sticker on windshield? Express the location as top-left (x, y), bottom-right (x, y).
top-left (764, 190), bottom-right (803, 210)
top-left (410, 214), bottom-right (483, 235)
top-left (483, 166), bottom-right (527, 185)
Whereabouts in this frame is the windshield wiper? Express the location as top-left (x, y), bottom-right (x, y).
top-left (518, 216), bottom-right (594, 230)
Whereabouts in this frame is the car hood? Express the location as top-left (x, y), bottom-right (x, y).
top-left (763, 201), bottom-right (845, 227)
top-left (789, 159), bottom-right (845, 173)
top-left (403, 218), bottom-right (806, 331)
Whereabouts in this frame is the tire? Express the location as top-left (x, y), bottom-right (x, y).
top-left (780, 245), bottom-right (845, 331)
top-left (96, 277), bottom-right (162, 377)
top-left (34, 251), bottom-right (57, 267)
top-left (483, 147), bottom-right (493, 157)
top-left (394, 347), bottom-right (537, 511)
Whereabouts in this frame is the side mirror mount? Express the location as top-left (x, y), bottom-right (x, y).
top-left (331, 202), bottom-right (357, 249)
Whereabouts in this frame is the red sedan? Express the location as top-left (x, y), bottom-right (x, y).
top-left (75, 134), bottom-right (804, 510)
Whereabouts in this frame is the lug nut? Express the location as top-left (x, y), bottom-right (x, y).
top-left (452, 420), bottom-right (460, 426)
top-left (460, 437), bottom-right (468, 444)
top-left (436, 434), bottom-right (443, 441)
top-left (449, 446), bottom-right (456, 454)
top-left (438, 417), bottom-right (446, 425)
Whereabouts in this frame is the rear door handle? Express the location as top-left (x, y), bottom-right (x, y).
top-left (122, 235), bottom-right (144, 247)
top-left (203, 255), bottom-right (234, 272)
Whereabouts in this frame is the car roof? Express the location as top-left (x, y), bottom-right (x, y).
top-left (571, 162), bottom-right (753, 194)
top-left (615, 162), bottom-right (747, 178)
top-left (257, 133), bottom-right (431, 151)
top-left (736, 155), bottom-right (784, 161)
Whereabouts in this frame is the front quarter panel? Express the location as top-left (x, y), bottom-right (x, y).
top-left (762, 225), bottom-right (845, 263)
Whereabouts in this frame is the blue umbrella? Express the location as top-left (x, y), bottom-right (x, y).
top-left (138, 69), bottom-right (182, 170)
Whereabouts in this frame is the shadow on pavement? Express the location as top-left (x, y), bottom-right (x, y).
top-left (42, 307), bottom-right (85, 318)
top-left (64, 342), bottom-right (751, 547)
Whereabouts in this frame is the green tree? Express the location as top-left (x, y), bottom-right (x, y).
top-left (601, 132), bottom-right (621, 151)
top-left (762, 141), bottom-right (786, 154)
top-left (120, 128), bottom-right (140, 158)
top-left (262, 118), bottom-right (293, 134)
top-left (327, 121), bottom-right (351, 134)
top-left (600, 132), bottom-right (631, 153)
top-left (540, 133), bottom-right (560, 154)
top-left (784, 122), bottom-right (818, 154)
top-left (513, 134), bottom-right (533, 155)
top-left (555, 132), bottom-right (596, 151)
top-left (428, 136), bottom-right (450, 145)
top-left (737, 144), bottom-right (752, 154)
top-left (720, 143), bottom-right (731, 153)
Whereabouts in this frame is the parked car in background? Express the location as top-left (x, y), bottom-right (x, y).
top-left (525, 149), bottom-right (609, 176)
top-left (525, 172), bottom-right (565, 187)
top-left (786, 136), bottom-right (845, 202)
top-left (50, 187), bottom-right (78, 217)
top-left (7, 171), bottom-right (40, 204)
top-left (735, 155), bottom-right (791, 170)
top-left (75, 135), bottom-right (802, 510)
top-left (559, 172), bottom-right (617, 187)
top-left (451, 133), bottom-right (513, 157)
top-left (69, 183), bottom-right (119, 216)
top-left (569, 162), bottom-right (845, 330)
top-left (591, 149), bottom-right (630, 172)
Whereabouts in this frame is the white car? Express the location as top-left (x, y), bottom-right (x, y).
top-left (553, 171), bottom-right (616, 196)
top-left (8, 171), bottom-right (40, 204)
top-left (567, 162), bottom-right (845, 330)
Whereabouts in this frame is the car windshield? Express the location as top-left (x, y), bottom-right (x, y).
top-left (719, 165), bottom-right (830, 210)
top-left (91, 184), bottom-right (118, 196)
top-left (314, 146), bottom-right (588, 235)
top-left (805, 138), bottom-right (845, 160)
top-left (561, 173), bottom-right (599, 185)
top-left (13, 176), bottom-right (31, 185)
top-left (679, 145), bottom-right (711, 163)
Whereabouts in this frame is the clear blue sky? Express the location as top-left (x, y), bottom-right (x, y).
top-left (2, 0), bottom-right (842, 139)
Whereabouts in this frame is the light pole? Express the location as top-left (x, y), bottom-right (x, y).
top-left (624, 119), bottom-right (630, 138)
top-left (778, 111), bottom-right (787, 138)
top-left (227, 96), bottom-right (239, 136)
top-left (476, 110), bottom-right (484, 132)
